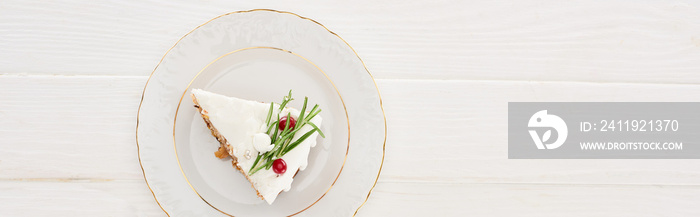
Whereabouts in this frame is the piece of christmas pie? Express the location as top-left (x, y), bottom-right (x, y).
top-left (191, 89), bottom-right (324, 204)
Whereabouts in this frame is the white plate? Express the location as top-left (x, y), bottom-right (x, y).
top-left (137, 9), bottom-right (386, 217)
top-left (174, 47), bottom-right (348, 215)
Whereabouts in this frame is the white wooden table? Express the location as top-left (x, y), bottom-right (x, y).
top-left (2, 1), bottom-right (700, 216)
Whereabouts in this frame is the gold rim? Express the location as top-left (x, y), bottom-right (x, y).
top-left (172, 46), bottom-right (350, 216)
top-left (135, 9), bottom-right (387, 217)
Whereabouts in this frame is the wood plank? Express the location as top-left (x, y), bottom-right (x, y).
top-left (0, 180), bottom-right (166, 217)
top-left (0, 75), bottom-right (148, 179)
top-left (2, 75), bottom-right (700, 186)
top-left (379, 79), bottom-right (700, 184)
top-left (358, 182), bottom-right (700, 217)
top-left (1, 1), bottom-right (700, 83)
top-left (1, 180), bottom-right (698, 217)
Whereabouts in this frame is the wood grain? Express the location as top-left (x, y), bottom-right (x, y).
top-left (380, 80), bottom-right (700, 185)
top-left (2, 75), bottom-right (699, 186)
top-left (0, 75), bottom-right (147, 179)
top-left (358, 182), bottom-right (700, 217)
top-left (3, 1), bottom-right (700, 216)
top-left (0, 180), bottom-right (166, 217)
top-left (4, 180), bottom-right (698, 217)
top-left (2, 1), bottom-right (700, 83)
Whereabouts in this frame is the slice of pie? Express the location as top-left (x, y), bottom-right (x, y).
top-left (190, 89), bottom-right (323, 204)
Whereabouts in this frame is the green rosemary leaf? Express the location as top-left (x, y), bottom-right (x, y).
top-left (282, 129), bottom-right (318, 155)
top-left (265, 158), bottom-right (275, 170)
top-left (293, 104), bottom-right (317, 133)
top-left (249, 167), bottom-right (261, 175)
top-left (296, 97), bottom-right (308, 126)
top-left (279, 101), bottom-right (289, 110)
top-left (252, 156), bottom-right (276, 175)
top-left (269, 139), bottom-right (286, 159)
top-left (274, 112), bottom-right (293, 146)
top-left (270, 134), bottom-right (288, 157)
top-left (264, 102), bottom-right (274, 125)
top-left (263, 146), bottom-right (276, 159)
top-left (303, 108), bottom-right (321, 124)
top-left (306, 122), bottom-right (325, 138)
top-left (273, 134), bottom-right (291, 158)
top-left (249, 154), bottom-right (262, 172)
top-left (285, 106), bottom-right (321, 136)
top-left (277, 134), bottom-right (295, 157)
top-left (277, 132), bottom-right (293, 147)
top-left (283, 112), bottom-right (291, 131)
top-left (249, 162), bottom-right (265, 175)
top-left (306, 105), bottom-right (319, 117)
top-left (278, 90), bottom-right (293, 110)
top-left (270, 113), bottom-right (280, 143)
top-left (305, 105), bottom-right (320, 120)
top-left (250, 161), bottom-right (263, 175)
top-left (266, 120), bottom-right (279, 135)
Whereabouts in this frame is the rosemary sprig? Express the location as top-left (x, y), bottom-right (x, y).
top-left (250, 159), bottom-right (273, 175)
top-left (270, 113), bottom-right (280, 143)
top-left (250, 154), bottom-right (262, 172)
top-left (296, 97), bottom-right (308, 127)
top-left (266, 120), bottom-right (278, 134)
top-left (264, 102), bottom-right (273, 124)
top-left (281, 128), bottom-right (318, 156)
top-left (278, 90), bottom-right (293, 109)
top-left (249, 90), bottom-right (324, 175)
top-left (306, 122), bottom-right (325, 138)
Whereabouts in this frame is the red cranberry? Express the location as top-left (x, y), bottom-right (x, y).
top-left (278, 115), bottom-right (296, 131)
top-left (272, 158), bottom-right (287, 174)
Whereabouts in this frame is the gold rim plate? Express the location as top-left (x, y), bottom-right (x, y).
top-left (173, 47), bottom-right (349, 216)
top-left (136, 9), bottom-right (386, 217)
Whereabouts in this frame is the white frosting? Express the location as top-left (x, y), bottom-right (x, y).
top-left (191, 89), bottom-right (322, 204)
top-left (252, 133), bottom-right (273, 153)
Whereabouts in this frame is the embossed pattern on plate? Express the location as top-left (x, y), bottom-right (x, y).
top-left (137, 9), bottom-right (385, 217)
